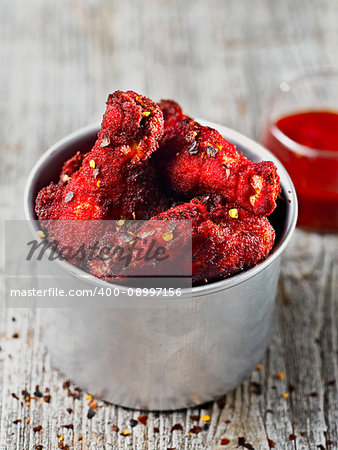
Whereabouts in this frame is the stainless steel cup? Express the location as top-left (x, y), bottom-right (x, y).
top-left (24, 121), bottom-right (297, 410)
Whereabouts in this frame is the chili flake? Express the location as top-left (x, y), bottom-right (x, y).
top-left (89, 160), bottom-right (95, 168)
top-left (96, 180), bottom-right (102, 188)
top-left (229, 208), bottom-right (238, 219)
top-left (120, 429), bottom-right (131, 436)
top-left (171, 423), bottom-right (183, 432)
top-left (268, 438), bottom-right (275, 448)
top-left (206, 146), bottom-right (219, 157)
top-left (112, 425), bottom-right (119, 432)
top-left (282, 392), bottom-right (289, 398)
top-left (188, 141), bottom-right (198, 155)
top-left (221, 438), bottom-right (230, 445)
top-left (64, 192), bottom-right (74, 203)
top-left (129, 419), bottom-right (138, 428)
top-left (138, 415), bottom-right (148, 425)
top-left (142, 111), bottom-right (150, 117)
top-left (33, 425), bottom-right (43, 432)
top-left (26, 417), bottom-right (30, 424)
top-left (289, 434), bottom-right (296, 441)
top-left (163, 232), bottom-right (173, 242)
top-left (36, 230), bottom-right (45, 239)
top-left (256, 364), bottom-right (262, 371)
top-left (100, 134), bottom-right (110, 147)
top-left (201, 414), bottom-right (210, 422)
top-left (276, 372), bottom-right (285, 380)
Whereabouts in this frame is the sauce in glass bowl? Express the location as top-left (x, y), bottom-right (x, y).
top-left (263, 110), bottom-right (338, 231)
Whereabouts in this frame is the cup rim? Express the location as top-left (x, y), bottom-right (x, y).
top-left (265, 68), bottom-right (338, 158)
top-left (24, 121), bottom-right (298, 298)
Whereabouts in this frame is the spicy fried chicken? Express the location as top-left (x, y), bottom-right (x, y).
top-left (35, 91), bottom-right (280, 286)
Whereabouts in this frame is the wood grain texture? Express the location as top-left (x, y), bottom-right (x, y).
top-left (0, 0), bottom-right (337, 448)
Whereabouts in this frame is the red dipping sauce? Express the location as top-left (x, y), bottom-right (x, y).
top-left (263, 111), bottom-right (338, 231)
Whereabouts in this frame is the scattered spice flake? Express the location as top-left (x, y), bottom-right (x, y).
top-left (67, 388), bottom-right (80, 400)
top-left (163, 232), bottom-right (173, 242)
top-left (238, 437), bottom-right (254, 449)
top-left (268, 438), bottom-right (275, 448)
top-left (96, 180), bottom-right (102, 188)
top-left (229, 208), bottom-right (238, 219)
top-left (142, 111), bottom-right (150, 117)
top-left (138, 415), bottom-right (148, 425)
top-left (130, 419), bottom-right (138, 428)
top-left (189, 425), bottom-right (202, 435)
top-left (275, 372), bottom-right (285, 380)
top-left (120, 429), bottom-right (131, 436)
top-left (309, 391), bottom-right (318, 397)
top-left (117, 219), bottom-right (125, 227)
top-left (317, 445), bottom-right (325, 450)
top-left (89, 160), bottom-right (95, 168)
top-left (282, 392), bottom-right (289, 398)
top-left (250, 381), bottom-right (262, 395)
top-left (33, 425), bottom-right (43, 433)
top-left (36, 230), bottom-right (45, 239)
top-left (221, 438), bottom-right (230, 445)
top-left (288, 384), bottom-right (295, 393)
top-left (66, 407), bottom-right (73, 414)
top-left (43, 394), bottom-right (51, 403)
top-left (171, 423), bottom-right (183, 432)
top-left (64, 192), bottom-right (74, 203)
top-left (206, 146), bottom-right (219, 157)
top-left (58, 436), bottom-right (64, 441)
top-left (100, 134), bottom-right (110, 148)
top-left (12, 332), bottom-right (19, 339)
top-left (190, 415), bottom-right (199, 421)
top-left (88, 398), bottom-right (97, 410)
top-left (34, 386), bottom-right (43, 398)
top-left (112, 424), bottom-right (119, 432)
top-left (224, 419), bottom-right (231, 424)
top-left (153, 427), bottom-right (159, 433)
top-left (327, 379), bottom-right (336, 386)
top-left (266, 409), bottom-right (274, 414)
top-left (22, 389), bottom-right (30, 399)
top-left (58, 443), bottom-right (69, 450)
top-left (300, 431), bottom-right (306, 437)
top-left (13, 419), bottom-right (21, 424)
top-left (62, 380), bottom-right (70, 392)
top-left (327, 440), bottom-right (334, 445)
top-left (256, 364), bottom-right (262, 371)
top-left (87, 408), bottom-right (96, 419)
top-left (201, 414), bottom-right (210, 422)
top-left (188, 141), bottom-right (198, 155)
top-left (289, 434), bottom-right (296, 441)
top-left (62, 424), bottom-right (74, 430)
top-left (35, 446), bottom-right (43, 450)
top-left (86, 394), bottom-right (93, 400)
top-left (26, 417), bottom-right (30, 424)
top-left (11, 392), bottom-right (19, 400)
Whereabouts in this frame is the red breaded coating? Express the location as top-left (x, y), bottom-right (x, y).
top-left (88, 199), bottom-right (275, 286)
top-left (156, 110), bottom-right (280, 216)
top-left (157, 99), bottom-right (189, 130)
top-left (36, 91), bottom-right (170, 221)
top-left (154, 200), bottom-right (275, 284)
top-left (59, 151), bottom-right (84, 185)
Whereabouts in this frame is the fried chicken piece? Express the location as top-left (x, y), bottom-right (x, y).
top-left (36, 91), bottom-right (169, 222)
top-left (88, 199), bottom-right (275, 286)
top-left (155, 110), bottom-right (280, 215)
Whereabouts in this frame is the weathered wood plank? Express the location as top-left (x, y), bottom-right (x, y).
top-left (0, 0), bottom-right (337, 448)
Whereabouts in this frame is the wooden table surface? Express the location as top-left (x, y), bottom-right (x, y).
top-left (0, 0), bottom-right (337, 448)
